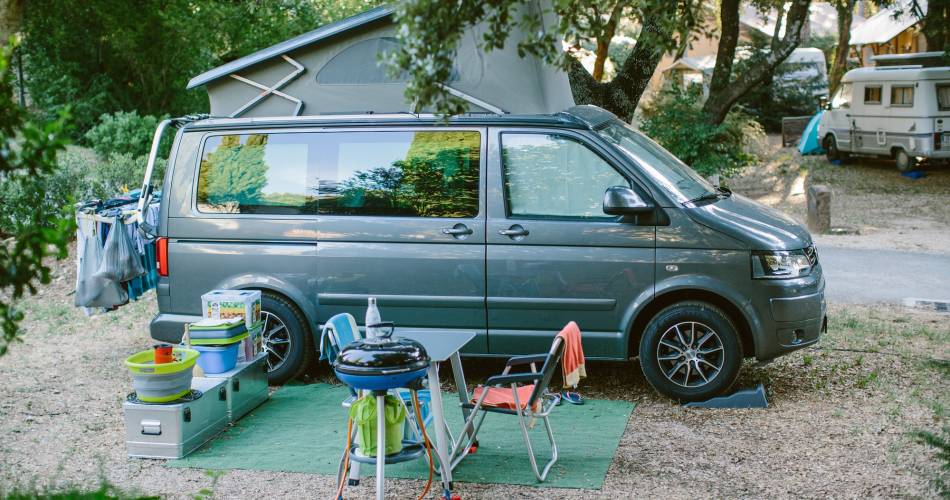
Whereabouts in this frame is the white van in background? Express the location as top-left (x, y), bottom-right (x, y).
top-left (818, 63), bottom-right (950, 171)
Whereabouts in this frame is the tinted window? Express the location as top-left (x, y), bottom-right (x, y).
top-left (316, 131), bottom-right (480, 217)
top-left (863, 85), bottom-right (882, 104)
top-left (502, 134), bottom-right (627, 219)
top-left (197, 134), bottom-right (316, 215)
top-left (890, 85), bottom-right (914, 106)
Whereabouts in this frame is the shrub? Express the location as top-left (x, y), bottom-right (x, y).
top-left (83, 111), bottom-right (169, 158)
top-left (639, 85), bottom-right (763, 178)
top-left (92, 153), bottom-right (166, 199)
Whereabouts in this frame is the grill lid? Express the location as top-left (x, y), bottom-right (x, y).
top-left (334, 322), bottom-right (429, 375)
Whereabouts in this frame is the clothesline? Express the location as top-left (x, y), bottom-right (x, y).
top-left (75, 210), bottom-right (141, 225)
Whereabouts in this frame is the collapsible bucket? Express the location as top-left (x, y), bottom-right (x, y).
top-left (194, 343), bottom-right (240, 374)
top-left (125, 347), bottom-right (199, 403)
top-left (350, 395), bottom-right (406, 457)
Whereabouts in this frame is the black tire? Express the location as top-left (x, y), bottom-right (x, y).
top-left (639, 302), bottom-right (743, 402)
top-left (824, 135), bottom-right (848, 163)
top-left (260, 292), bottom-right (313, 385)
top-left (894, 149), bottom-right (916, 172)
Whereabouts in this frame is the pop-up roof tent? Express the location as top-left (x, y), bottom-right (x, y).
top-left (186, 5), bottom-right (575, 117)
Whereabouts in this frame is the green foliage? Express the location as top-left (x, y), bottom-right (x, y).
top-left (93, 153), bottom-right (167, 198)
top-left (21, 0), bottom-right (382, 136)
top-left (388, 0), bottom-right (706, 116)
top-left (0, 41), bottom-right (74, 357)
top-left (199, 135), bottom-right (269, 210)
top-left (640, 85), bottom-right (762, 178)
top-left (1, 481), bottom-right (155, 500)
top-left (84, 111), bottom-right (170, 158)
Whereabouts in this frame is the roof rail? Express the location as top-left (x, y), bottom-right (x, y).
top-left (872, 65), bottom-right (923, 70)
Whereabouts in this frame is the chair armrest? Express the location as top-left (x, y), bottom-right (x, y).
top-left (505, 354), bottom-right (548, 367)
top-left (485, 372), bottom-right (542, 386)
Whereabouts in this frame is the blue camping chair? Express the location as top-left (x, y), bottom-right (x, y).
top-left (321, 312), bottom-right (433, 427)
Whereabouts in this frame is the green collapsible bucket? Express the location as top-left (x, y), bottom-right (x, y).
top-left (125, 348), bottom-right (199, 403)
top-left (350, 394), bottom-right (406, 456)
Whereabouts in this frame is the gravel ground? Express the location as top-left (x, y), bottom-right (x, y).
top-left (0, 253), bottom-right (948, 499)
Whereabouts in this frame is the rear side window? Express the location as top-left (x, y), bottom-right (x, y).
top-left (501, 133), bottom-right (627, 219)
top-left (197, 133), bottom-right (316, 215)
top-left (937, 84), bottom-right (950, 111)
top-left (863, 85), bottom-right (882, 104)
top-left (316, 131), bottom-right (480, 217)
top-left (890, 85), bottom-right (914, 107)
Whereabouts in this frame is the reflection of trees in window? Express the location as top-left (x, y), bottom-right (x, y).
top-left (198, 134), bottom-right (269, 213)
top-left (331, 132), bottom-right (479, 217)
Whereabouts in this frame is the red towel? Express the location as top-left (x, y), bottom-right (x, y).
top-left (557, 321), bottom-right (586, 388)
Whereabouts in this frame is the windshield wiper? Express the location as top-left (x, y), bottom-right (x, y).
top-left (685, 186), bottom-right (732, 205)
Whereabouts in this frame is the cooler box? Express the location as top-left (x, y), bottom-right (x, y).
top-left (202, 352), bottom-right (269, 422)
top-left (123, 377), bottom-right (228, 459)
top-left (201, 290), bottom-right (261, 329)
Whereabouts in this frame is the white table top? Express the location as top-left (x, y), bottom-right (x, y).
top-left (394, 330), bottom-right (476, 362)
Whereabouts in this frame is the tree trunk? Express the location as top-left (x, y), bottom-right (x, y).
top-left (569, 10), bottom-right (673, 122)
top-left (592, 3), bottom-right (623, 82)
top-left (0, 0), bottom-right (23, 42)
top-left (829, 0), bottom-right (855, 96)
top-left (703, 0), bottom-right (813, 124)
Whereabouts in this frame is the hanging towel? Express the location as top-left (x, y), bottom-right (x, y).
top-left (557, 321), bottom-right (586, 388)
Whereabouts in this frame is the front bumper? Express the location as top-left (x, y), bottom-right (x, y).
top-left (750, 265), bottom-right (827, 361)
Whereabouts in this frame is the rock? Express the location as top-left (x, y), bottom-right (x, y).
top-left (807, 185), bottom-right (832, 234)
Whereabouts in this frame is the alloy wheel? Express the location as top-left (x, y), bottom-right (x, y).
top-left (656, 321), bottom-right (725, 388)
top-left (261, 311), bottom-right (292, 373)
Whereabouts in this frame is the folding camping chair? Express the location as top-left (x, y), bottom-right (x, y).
top-left (450, 335), bottom-right (565, 482)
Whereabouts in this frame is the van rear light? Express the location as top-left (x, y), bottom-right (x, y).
top-left (936, 132), bottom-right (942, 150)
top-left (157, 237), bottom-right (168, 277)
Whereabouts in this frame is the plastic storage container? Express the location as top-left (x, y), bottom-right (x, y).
top-left (125, 347), bottom-right (199, 403)
top-left (201, 289), bottom-right (261, 329)
top-left (194, 343), bottom-right (240, 374)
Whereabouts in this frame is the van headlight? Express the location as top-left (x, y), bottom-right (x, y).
top-left (752, 250), bottom-right (812, 279)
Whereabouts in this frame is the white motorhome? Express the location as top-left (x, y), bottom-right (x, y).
top-left (818, 63), bottom-right (950, 171)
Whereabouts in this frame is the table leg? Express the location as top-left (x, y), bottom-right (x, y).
top-left (376, 393), bottom-right (385, 500)
top-left (427, 361), bottom-right (453, 489)
top-left (450, 351), bottom-right (474, 442)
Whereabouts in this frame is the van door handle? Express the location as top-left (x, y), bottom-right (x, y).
top-left (498, 225), bottom-right (529, 240)
top-left (441, 224), bottom-right (473, 239)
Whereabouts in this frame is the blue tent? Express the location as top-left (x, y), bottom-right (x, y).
top-left (798, 111), bottom-right (824, 155)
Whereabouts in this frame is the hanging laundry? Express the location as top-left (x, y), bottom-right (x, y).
top-left (74, 217), bottom-right (128, 310)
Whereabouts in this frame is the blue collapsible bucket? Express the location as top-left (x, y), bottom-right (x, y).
top-left (194, 343), bottom-right (239, 374)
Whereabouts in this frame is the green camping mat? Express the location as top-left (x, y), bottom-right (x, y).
top-left (167, 383), bottom-right (634, 489)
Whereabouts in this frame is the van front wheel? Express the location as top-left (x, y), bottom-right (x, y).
top-left (639, 302), bottom-right (742, 402)
top-left (894, 149), bottom-right (917, 172)
top-left (260, 292), bottom-right (312, 385)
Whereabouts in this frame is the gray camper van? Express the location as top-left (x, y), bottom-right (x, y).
top-left (145, 105), bottom-right (826, 402)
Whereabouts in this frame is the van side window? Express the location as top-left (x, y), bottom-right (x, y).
top-left (937, 84), bottom-right (950, 111)
top-left (831, 82), bottom-right (852, 109)
top-left (316, 131), bottom-right (480, 217)
top-left (501, 133), bottom-right (627, 219)
top-left (890, 85), bottom-right (914, 107)
top-left (863, 85), bottom-right (882, 104)
top-left (197, 134), bottom-right (316, 215)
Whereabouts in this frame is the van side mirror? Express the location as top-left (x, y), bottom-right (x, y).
top-left (603, 186), bottom-right (653, 215)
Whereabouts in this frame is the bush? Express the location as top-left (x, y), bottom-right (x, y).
top-left (639, 85), bottom-right (763, 178)
top-left (92, 153), bottom-right (167, 198)
top-left (0, 150), bottom-right (93, 236)
top-left (84, 111), bottom-right (169, 158)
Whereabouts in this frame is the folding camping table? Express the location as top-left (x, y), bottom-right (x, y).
top-left (395, 330), bottom-right (476, 486)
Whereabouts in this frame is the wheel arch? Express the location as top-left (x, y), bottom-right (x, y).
top-left (627, 288), bottom-right (756, 360)
top-left (216, 275), bottom-right (317, 338)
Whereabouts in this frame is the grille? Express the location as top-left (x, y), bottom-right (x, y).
top-left (804, 245), bottom-right (818, 266)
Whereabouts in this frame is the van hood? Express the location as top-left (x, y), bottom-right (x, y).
top-left (685, 194), bottom-right (812, 251)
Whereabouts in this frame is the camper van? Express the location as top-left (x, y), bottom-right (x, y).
top-left (137, 6), bottom-right (826, 402)
top-left (818, 64), bottom-right (950, 171)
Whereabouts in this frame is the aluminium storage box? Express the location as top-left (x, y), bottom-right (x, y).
top-left (123, 376), bottom-right (228, 459)
top-left (202, 352), bottom-right (269, 422)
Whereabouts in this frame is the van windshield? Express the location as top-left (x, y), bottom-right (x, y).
top-left (596, 120), bottom-right (717, 204)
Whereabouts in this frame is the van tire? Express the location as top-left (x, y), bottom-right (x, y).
top-left (894, 149), bottom-right (916, 172)
top-left (638, 302), bottom-right (742, 402)
top-left (260, 292), bottom-right (313, 385)
top-left (824, 135), bottom-right (848, 163)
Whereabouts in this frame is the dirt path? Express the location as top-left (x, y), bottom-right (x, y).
top-left (0, 256), bottom-right (947, 498)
